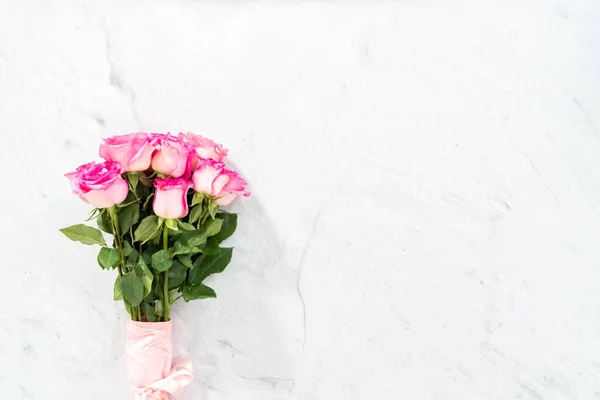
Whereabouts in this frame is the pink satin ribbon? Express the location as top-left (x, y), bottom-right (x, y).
top-left (126, 320), bottom-right (193, 400)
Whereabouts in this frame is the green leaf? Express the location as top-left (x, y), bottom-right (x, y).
top-left (178, 221), bottom-right (195, 231)
top-left (151, 276), bottom-right (164, 300)
top-left (135, 258), bottom-right (154, 297)
top-left (165, 219), bottom-right (178, 231)
top-left (191, 192), bottom-right (205, 206)
top-left (178, 254), bottom-right (193, 269)
top-left (168, 260), bottom-right (187, 290)
top-left (121, 272), bottom-right (144, 306)
top-left (114, 275), bottom-right (123, 300)
top-left (213, 213), bottom-right (237, 243)
top-left (183, 283), bottom-right (216, 301)
top-left (204, 217), bottom-right (224, 236)
top-left (143, 302), bottom-right (156, 322)
top-left (189, 247), bottom-right (233, 285)
top-left (208, 202), bottom-right (218, 219)
top-left (151, 249), bottom-right (173, 272)
top-left (123, 241), bottom-right (135, 257)
top-left (203, 237), bottom-right (220, 255)
top-left (97, 213), bottom-right (114, 234)
top-left (125, 258), bottom-right (135, 271)
top-left (134, 216), bottom-right (161, 243)
top-left (141, 248), bottom-right (154, 267)
top-left (60, 224), bottom-right (106, 246)
top-left (172, 232), bottom-right (205, 256)
top-left (189, 205), bottom-right (203, 224)
top-left (119, 203), bottom-right (140, 234)
top-left (98, 247), bottom-right (120, 269)
top-left (172, 220), bottom-right (222, 256)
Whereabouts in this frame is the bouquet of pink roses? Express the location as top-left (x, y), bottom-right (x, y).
top-left (60, 132), bottom-right (249, 399)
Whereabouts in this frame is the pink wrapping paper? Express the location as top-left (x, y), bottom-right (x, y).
top-left (126, 320), bottom-right (193, 400)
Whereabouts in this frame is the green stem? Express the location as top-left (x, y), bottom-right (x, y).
top-left (108, 206), bottom-right (134, 319)
top-left (162, 223), bottom-right (170, 322)
top-left (108, 207), bottom-right (126, 276)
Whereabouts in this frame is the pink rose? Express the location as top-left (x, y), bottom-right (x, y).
top-left (213, 169), bottom-right (251, 206)
top-left (191, 159), bottom-right (227, 196)
top-left (179, 133), bottom-right (228, 162)
top-left (153, 177), bottom-right (191, 219)
top-left (150, 134), bottom-right (192, 178)
top-left (192, 159), bottom-right (250, 205)
top-left (65, 161), bottom-right (129, 208)
top-left (99, 133), bottom-right (155, 172)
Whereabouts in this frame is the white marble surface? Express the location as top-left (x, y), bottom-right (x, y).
top-left (1, 1), bottom-right (600, 399)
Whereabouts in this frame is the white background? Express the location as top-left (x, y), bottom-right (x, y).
top-left (1, 1), bottom-right (600, 399)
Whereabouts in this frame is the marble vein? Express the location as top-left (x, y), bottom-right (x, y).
top-left (572, 97), bottom-right (600, 139)
top-left (101, 24), bottom-right (143, 130)
top-left (520, 150), bottom-right (560, 204)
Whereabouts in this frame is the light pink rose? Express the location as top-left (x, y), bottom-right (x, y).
top-left (179, 133), bottom-right (228, 162)
top-left (65, 161), bottom-right (129, 208)
top-left (150, 134), bottom-right (193, 178)
top-left (153, 177), bottom-right (191, 219)
top-left (192, 159), bottom-right (250, 205)
top-left (213, 169), bottom-right (251, 206)
top-left (191, 159), bottom-right (227, 196)
top-left (99, 133), bottom-right (155, 172)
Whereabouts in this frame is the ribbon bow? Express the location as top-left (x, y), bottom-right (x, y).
top-left (132, 359), bottom-right (193, 400)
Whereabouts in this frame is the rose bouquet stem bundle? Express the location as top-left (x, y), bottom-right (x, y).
top-left (61, 133), bottom-right (249, 399)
